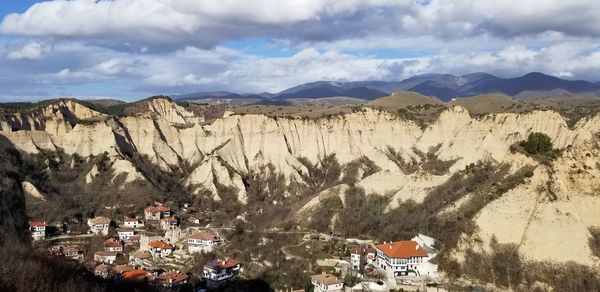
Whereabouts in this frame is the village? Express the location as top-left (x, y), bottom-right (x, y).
top-left (28, 201), bottom-right (441, 291)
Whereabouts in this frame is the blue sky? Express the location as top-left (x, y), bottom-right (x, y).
top-left (1, 0), bottom-right (600, 101)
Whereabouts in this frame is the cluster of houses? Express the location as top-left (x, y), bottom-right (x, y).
top-left (311, 234), bottom-right (439, 292)
top-left (28, 202), bottom-right (242, 289)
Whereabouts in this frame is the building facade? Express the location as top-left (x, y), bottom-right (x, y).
top-left (374, 240), bottom-right (428, 277)
top-left (203, 258), bottom-right (241, 288)
top-left (311, 273), bottom-right (344, 292)
top-left (188, 231), bottom-right (221, 253)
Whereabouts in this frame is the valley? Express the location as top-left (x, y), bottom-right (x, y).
top-left (1, 93), bottom-right (600, 291)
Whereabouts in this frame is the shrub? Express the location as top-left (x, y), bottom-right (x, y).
top-left (588, 226), bottom-right (600, 258)
top-left (520, 132), bottom-right (553, 155)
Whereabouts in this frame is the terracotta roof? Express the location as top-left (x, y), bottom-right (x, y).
top-left (29, 220), bottom-right (46, 228)
top-left (104, 238), bottom-right (122, 248)
top-left (89, 217), bottom-right (110, 225)
top-left (375, 240), bottom-right (427, 259)
top-left (145, 205), bottom-right (170, 213)
top-left (121, 269), bottom-right (147, 281)
top-left (312, 273), bottom-right (343, 286)
top-left (189, 231), bottom-right (217, 241)
top-left (149, 240), bottom-right (173, 250)
top-left (95, 251), bottom-right (119, 257)
top-left (158, 271), bottom-right (189, 284)
top-left (205, 258), bottom-right (240, 270)
top-left (124, 217), bottom-right (139, 222)
top-left (118, 228), bottom-right (134, 233)
top-left (130, 250), bottom-right (152, 259)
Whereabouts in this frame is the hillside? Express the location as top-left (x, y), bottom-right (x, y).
top-left (1, 96), bottom-right (599, 290)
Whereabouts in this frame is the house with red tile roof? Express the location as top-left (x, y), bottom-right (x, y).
top-left (144, 204), bottom-right (171, 221)
top-left (374, 240), bottom-right (428, 277)
top-left (94, 263), bottom-right (113, 279)
top-left (28, 220), bottom-right (47, 240)
top-left (104, 238), bottom-right (123, 252)
top-left (158, 271), bottom-right (189, 288)
top-left (148, 240), bottom-right (173, 258)
top-left (203, 258), bottom-right (241, 288)
top-left (311, 272), bottom-right (344, 292)
top-left (188, 231), bottom-right (221, 253)
top-left (121, 269), bottom-right (148, 282)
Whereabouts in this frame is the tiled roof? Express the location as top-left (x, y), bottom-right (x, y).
top-left (189, 231), bottom-right (217, 241)
top-left (144, 205), bottom-right (170, 213)
top-left (89, 217), bottom-right (110, 225)
top-left (118, 228), bottom-right (134, 233)
top-left (375, 240), bottom-right (427, 259)
top-left (149, 240), bottom-right (173, 249)
top-left (121, 269), bottom-right (147, 281)
top-left (114, 264), bottom-right (133, 273)
top-left (205, 258), bottom-right (240, 270)
top-left (312, 273), bottom-right (343, 286)
top-left (158, 271), bottom-right (189, 284)
top-left (29, 220), bottom-right (46, 228)
top-left (104, 238), bottom-right (122, 248)
top-left (124, 217), bottom-right (139, 222)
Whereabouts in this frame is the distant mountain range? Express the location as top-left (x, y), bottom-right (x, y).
top-left (173, 72), bottom-right (600, 101)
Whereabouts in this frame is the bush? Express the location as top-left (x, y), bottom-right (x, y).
top-left (588, 226), bottom-right (600, 258)
top-left (520, 132), bottom-right (553, 155)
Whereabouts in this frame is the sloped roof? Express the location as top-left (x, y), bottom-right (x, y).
top-left (204, 258), bottom-right (240, 270)
top-left (149, 240), bottom-right (173, 249)
top-left (375, 240), bottom-right (427, 259)
top-left (312, 273), bottom-right (343, 286)
top-left (189, 231), bottom-right (218, 241)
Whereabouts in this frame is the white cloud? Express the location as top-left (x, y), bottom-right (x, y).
top-left (7, 42), bottom-right (45, 60)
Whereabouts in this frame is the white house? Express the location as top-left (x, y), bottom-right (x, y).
top-left (148, 240), bottom-right (173, 258)
top-left (188, 231), bottom-right (221, 253)
top-left (28, 220), bottom-right (46, 241)
top-left (94, 263), bottom-right (113, 279)
top-left (94, 251), bottom-right (118, 264)
top-left (118, 228), bottom-right (135, 241)
top-left (123, 217), bottom-right (144, 228)
top-left (63, 246), bottom-right (82, 260)
top-left (311, 272), bottom-right (344, 292)
top-left (203, 258), bottom-right (241, 288)
top-left (87, 217), bottom-right (110, 235)
top-left (144, 205), bottom-right (171, 221)
top-left (374, 240), bottom-right (428, 277)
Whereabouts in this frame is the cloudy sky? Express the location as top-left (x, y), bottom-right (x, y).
top-left (1, 0), bottom-right (600, 101)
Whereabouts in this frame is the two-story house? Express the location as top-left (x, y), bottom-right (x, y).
top-left (118, 228), bottom-right (135, 241)
top-left (28, 220), bottom-right (47, 241)
top-left (374, 240), bottom-right (428, 277)
top-left (350, 244), bottom-right (376, 271)
top-left (144, 205), bottom-right (171, 221)
top-left (148, 240), bottom-right (173, 258)
top-left (203, 258), bottom-right (241, 288)
top-left (311, 272), bottom-right (344, 292)
top-left (87, 216), bottom-right (111, 235)
top-left (188, 231), bottom-right (221, 253)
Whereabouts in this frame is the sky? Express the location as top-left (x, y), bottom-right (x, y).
top-left (1, 1), bottom-right (600, 101)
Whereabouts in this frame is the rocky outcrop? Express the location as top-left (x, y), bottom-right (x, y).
top-left (1, 98), bottom-right (599, 266)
